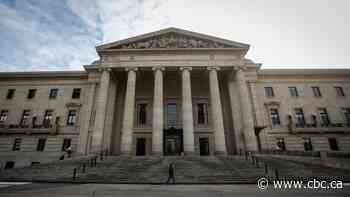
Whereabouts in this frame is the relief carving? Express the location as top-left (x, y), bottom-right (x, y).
top-left (118, 33), bottom-right (230, 49)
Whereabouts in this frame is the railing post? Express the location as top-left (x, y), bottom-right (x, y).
top-left (274, 169), bottom-right (279, 180)
top-left (82, 163), bottom-right (86, 173)
top-left (73, 168), bottom-right (77, 180)
top-left (264, 163), bottom-right (268, 174)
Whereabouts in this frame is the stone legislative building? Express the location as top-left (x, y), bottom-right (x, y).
top-left (0, 28), bottom-right (350, 168)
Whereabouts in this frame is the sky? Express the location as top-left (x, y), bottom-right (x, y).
top-left (0, 0), bottom-right (349, 71)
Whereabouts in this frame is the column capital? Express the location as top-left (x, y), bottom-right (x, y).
top-left (98, 67), bottom-right (112, 72)
top-left (233, 65), bottom-right (248, 71)
top-left (179, 66), bottom-right (192, 71)
top-left (125, 67), bottom-right (138, 72)
top-left (152, 66), bottom-right (165, 71)
top-left (207, 66), bottom-right (220, 71)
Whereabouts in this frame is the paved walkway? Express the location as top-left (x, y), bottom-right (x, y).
top-left (0, 183), bottom-right (349, 196)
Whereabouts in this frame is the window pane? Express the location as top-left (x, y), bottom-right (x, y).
top-left (335, 87), bottom-right (345, 96)
top-left (67, 110), bottom-right (76, 125)
top-left (303, 138), bottom-right (313, 151)
top-left (318, 108), bottom-right (330, 126)
top-left (328, 138), bottom-right (339, 151)
top-left (49, 89), bottom-right (58, 99)
top-left (137, 103), bottom-right (147, 125)
top-left (72, 88), bottom-right (81, 99)
top-left (197, 103), bottom-right (208, 125)
top-left (270, 108), bottom-right (280, 126)
top-left (27, 89), bottom-right (36, 99)
top-left (167, 103), bottom-right (177, 127)
top-left (289, 87), bottom-right (298, 97)
top-left (294, 108), bottom-right (305, 127)
top-left (344, 108), bottom-right (350, 127)
top-left (265, 87), bottom-right (274, 97)
top-left (312, 87), bottom-right (321, 97)
top-left (7, 89), bottom-right (15, 99)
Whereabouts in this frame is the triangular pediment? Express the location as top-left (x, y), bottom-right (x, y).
top-left (96, 27), bottom-right (249, 50)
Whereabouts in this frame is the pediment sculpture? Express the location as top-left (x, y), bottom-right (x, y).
top-left (116, 33), bottom-right (232, 49)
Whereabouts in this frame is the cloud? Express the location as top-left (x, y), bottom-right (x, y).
top-left (0, 0), bottom-right (349, 71)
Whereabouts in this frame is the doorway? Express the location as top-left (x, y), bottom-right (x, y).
top-left (136, 138), bottom-right (146, 156)
top-left (199, 137), bottom-right (210, 156)
top-left (163, 128), bottom-right (183, 156)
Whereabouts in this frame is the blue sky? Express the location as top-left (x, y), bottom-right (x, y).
top-left (0, 0), bottom-right (349, 71)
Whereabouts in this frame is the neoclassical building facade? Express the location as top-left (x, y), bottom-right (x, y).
top-left (0, 28), bottom-right (350, 167)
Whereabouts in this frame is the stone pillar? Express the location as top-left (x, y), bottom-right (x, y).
top-left (120, 68), bottom-right (137, 155)
top-left (236, 67), bottom-right (258, 151)
top-left (180, 67), bottom-right (195, 154)
top-left (208, 67), bottom-right (227, 155)
top-left (152, 66), bottom-right (164, 155)
top-left (78, 81), bottom-right (96, 155)
top-left (91, 68), bottom-right (111, 153)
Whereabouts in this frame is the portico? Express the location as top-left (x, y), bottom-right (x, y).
top-left (86, 27), bottom-right (260, 156)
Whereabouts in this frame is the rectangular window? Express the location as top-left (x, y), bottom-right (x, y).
top-left (62, 138), bottom-right (71, 151)
top-left (12, 138), bottom-right (21, 151)
top-left (276, 138), bottom-right (286, 151)
top-left (0, 110), bottom-right (8, 122)
top-left (289, 87), bottom-right (299, 97)
top-left (343, 108), bottom-right (350, 127)
top-left (67, 110), bottom-right (77, 126)
top-left (328, 138), bottom-right (339, 151)
top-left (270, 108), bottom-right (281, 126)
top-left (6, 89), bottom-right (15, 99)
top-left (137, 103), bottom-right (147, 126)
top-left (318, 108), bottom-right (330, 126)
top-left (303, 138), bottom-right (313, 151)
top-left (167, 103), bottom-right (177, 128)
top-left (72, 88), bottom-right (81, 99)
top-left (294, 108), bottom-right (305, 127)
top-left (334, 86), bottom-right (345, 97)
top-left (312, 86), bottom-right (322, 97)
top-left (36, 138), bottom-right (46, 151)
top-left (43, 110), bottom-right (53, 127)
top-left (27, 89), bottom-right (37, 99)
top-left (197, 103), bottom-right (208, 125)
top-left (264, 87), bottom-right (274, 97)
top-left (4, 161), bottom-right (15, 169)
top-left (20, 110), bottom-right (31, 126)
top-left (49, 88), bottom-right (58, 99)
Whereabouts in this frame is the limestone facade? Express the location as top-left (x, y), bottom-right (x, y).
top-left (0, 28), bottom-right (349, 168)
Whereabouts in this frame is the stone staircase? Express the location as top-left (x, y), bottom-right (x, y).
top-left (1, 155), bottom-right (350, 183)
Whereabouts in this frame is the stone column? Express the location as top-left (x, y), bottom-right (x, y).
top-left (180, 67), bottom-right (195, 154)
top-left (78, 81), bottom-right (96, 155)
top-left (120, 68), bottom-right (137, 155)
top-left (91, 68), bottom-right (111, 153)
top-left (152, 66), bottom-right (164, 155)
top-left (208, 67), bottom-right (227, 155)
top-left (236, 67), bottom-right (258, 151)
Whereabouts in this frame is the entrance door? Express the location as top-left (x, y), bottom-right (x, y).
top-left (199, 138), bottom-right (210, 156)
top-left (136, 138), bottom-right (146, 156)
top-left (163, 128), bottom-right (183, 156)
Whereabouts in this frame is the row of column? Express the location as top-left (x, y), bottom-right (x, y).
top-left (120, 66), bottom-right (227, 155)
top-left (92, 66), bottom-right (253, 155)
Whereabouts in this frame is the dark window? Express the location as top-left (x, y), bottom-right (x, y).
top-left (276, 138), bottom-right (286, 151)
top-left (318, 108), bottom-right (330, 126)
top-left (49, 88), bottom-right (58, 99)
top-left (31, 162), bottom-right (40, 166)
top-left (264, 87), bottom-right (274, 97)
top-left (27, 89), bottom-right (37, 99)
top-left (289, 87), bottom-right (299, 97)
top-left (312, 87), bottom-right (322, 97)
top-left (294, 108), bottom-right (305, 127)
top-left (303, 138), bottom-right (313, 151)
top-left (43, 110), bottom-right (53, 127)
top-left (167, 103), bottom-right (177, 128)
top-left (270, 108), bottom-right (280, 126)
top-left (72, 88), bottom-right (81, 99)
top-left (335, 86), bottom-right (345, 97)
top-left (4, 161), bottom-right (15, 169)
top-left (328, 138), bottom-right (339, 151)
top-left (344, 108), bottom-right (350, 127)
top-left (67, 110), bottom-right (76, 126)
top-left (20, 110), bottom-right (30, 126)
top-left (6, 89), bottom-right (15, 99)
top-left (137, 103), bottom-right (147, 126)
top-left (12, 138), bottom-right (21, 151)
top-left (0, 110), bottom-right (8, 122)
top-left (62, 138), bottom-right (71, 151)
top-left (36, 138), bottom-right (46, 151)
top-left (197, 103), bottom-right (208, 125)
